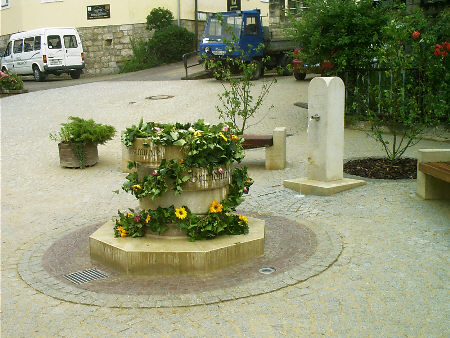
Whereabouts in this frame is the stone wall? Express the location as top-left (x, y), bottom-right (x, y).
top-left (77, 23), bottom-right (152, 75)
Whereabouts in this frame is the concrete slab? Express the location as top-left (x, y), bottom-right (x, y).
top-left (283, 177), bottom-right (366, 196)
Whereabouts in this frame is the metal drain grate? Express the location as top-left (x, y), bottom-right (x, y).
top-left (259, 267), bottom-right (276, 275)
top-left (63, 269), bottom-right (108, 285)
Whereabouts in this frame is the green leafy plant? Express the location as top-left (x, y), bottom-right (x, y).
top-left (362, 7), bottom-right (448, 162)
top-left (119, 38), bottom-right (161, 73)
top-left (50, 116), bottom-right (116, 167)
top-left (146, 7), bottom-right (174, 32)
top-left (122, 119), bottom-right (245, 170)
top-left (0, 70), bottom-right (23, 91)
top-left (115, 166), bottom-right (253, 241)
top-left (149, 25), bottom-right (195, 63)
top-left (204, 15), bottom-right (276, 134)
top-left (285, 0), bottom-right (391, 73)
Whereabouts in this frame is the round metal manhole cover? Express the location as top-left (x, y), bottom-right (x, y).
top-left (146, 95), bottom-right (174, 100)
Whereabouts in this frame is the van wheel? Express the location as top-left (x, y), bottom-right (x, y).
top-left (33, 66), bottom-right (47, 82)
top-left (70, 70), bottom-right (81, 79)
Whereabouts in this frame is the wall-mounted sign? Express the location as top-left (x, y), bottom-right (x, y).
top-left (87, 4), bottom-right (110, 20)
top-left (227, 0), bottom-right (241, 11)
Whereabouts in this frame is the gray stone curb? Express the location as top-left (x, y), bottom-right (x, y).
top-left (17, 216), bottom-right (342, 308)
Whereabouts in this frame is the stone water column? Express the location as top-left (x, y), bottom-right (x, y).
top-left (283, 77), bottom-right (365, 195)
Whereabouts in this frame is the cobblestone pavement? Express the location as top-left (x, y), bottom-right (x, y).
top-left (1, 77), bottom-right (449, 336)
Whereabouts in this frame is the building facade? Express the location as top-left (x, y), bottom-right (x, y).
top-left (1, 0), bottom-right (280, 74)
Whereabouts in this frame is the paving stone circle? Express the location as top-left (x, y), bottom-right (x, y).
top-left (18, 212), bottom-right (342, 308)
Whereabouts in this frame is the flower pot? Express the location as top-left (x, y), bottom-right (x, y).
top-left (58, 142), bottom-right (98, 168)
top-left (137, 164), bottom-right (231, 215)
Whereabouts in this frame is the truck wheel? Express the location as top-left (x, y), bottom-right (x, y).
top-left (33, 66), bottom-right (47, 82)
top-left (279, 54), bottom-right (293, 76)
top-left (251, 60), bottom-right (263, 80)
top-left (294, 72), bottom-right (306, 81)
top-left (70, 70), bottom-right (81, 79)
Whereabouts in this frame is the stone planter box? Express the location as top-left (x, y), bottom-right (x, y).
top-left (0, 88), bottom-right (28, 97)
top-left (58, 142), bottom-right (98, 168)
top-left (128, 138), bottom-right (185, 166)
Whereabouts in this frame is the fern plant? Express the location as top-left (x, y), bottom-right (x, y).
top-left (50, 116), bottom-right (116, 167)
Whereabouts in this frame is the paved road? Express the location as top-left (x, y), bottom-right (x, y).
top-left (22, 60), bottom-right (205, 92)
top-left (1, 75), bottom-right (449, 337)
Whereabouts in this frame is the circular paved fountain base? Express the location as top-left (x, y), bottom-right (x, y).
top-left (18, 213), bottom-right (342, 308)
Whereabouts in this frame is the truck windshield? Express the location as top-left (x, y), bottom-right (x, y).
top-left (202, 14), bottom-right (242, 42)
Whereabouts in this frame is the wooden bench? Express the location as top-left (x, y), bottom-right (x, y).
top-left (416, 149), bottom-right (450, 200)
top-left (241, 127), bottom-right (286, 170)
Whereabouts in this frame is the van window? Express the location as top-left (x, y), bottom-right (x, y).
top-left (63, 35), bottom-right (78, 48)
top-left (24, 37), bottom-right (34, 52)
top-left (34, 36), bottom-right (41, 50)
top-left (245, 17), bottom-right (259, 36)
top-left (13, 39), bottom-right (23, 53)
top-left (3, 41), bottom-right (12, 57)
top-left (47, 35), bottom-right (62, 49)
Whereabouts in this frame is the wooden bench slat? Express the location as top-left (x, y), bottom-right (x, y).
top-left (418, 161), bottom-right (450, 183)
top-left (241, 135), bottom-right (273, 149)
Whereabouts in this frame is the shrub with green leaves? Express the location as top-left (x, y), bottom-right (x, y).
top-left (149, 25), bottom-right (195, 63)
top-left (0, 70), bottom-right (23, 91)
top-left (146, 7), bottom-right (174, 32)
top-left (286, 0), bottom-right (391, 73)
top-left (50, 116), bottom-right (116, 146)
top-left (119, 38), bottom-right (161, 73)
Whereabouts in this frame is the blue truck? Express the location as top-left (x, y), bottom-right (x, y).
top-left (199, 9), bottom-right (296, 80)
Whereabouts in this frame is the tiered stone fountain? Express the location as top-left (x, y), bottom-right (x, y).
top-left (90, 137), bottom-right (265, 275)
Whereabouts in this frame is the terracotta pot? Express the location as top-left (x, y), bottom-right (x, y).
top-left (58, 142), bottom-right (98, 168)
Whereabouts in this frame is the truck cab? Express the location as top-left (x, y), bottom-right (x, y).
top-left (200, 10), bottom-right (264, 63)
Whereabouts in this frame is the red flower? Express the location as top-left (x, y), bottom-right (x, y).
top-left (434, 48), bottom-right (441, 56)
top-left (436, 44), bottom-right (442, 49)
top-left (412, 30), bottom-right (420, 39)
top-left (134, 215), bottom-right (141, 223)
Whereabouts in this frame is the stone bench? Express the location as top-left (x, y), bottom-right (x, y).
top-left (241, 127), bottom-right (286, 170)
top-left (122, 127), bottom-right (287, 172)
top-left (416, 149), bottom-right (450, 200)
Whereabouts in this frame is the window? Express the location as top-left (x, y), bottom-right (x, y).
top-left (63, 35), bottom-right (78, 48)
top-left (1, 0), bottom-right (10, 10)
top-left (3, 41), bottom-right (12, 57)
top-left (34, 36), bottom-right (41, 50)
top-left (245, 17), bottom-right (258, 36)
top-left (24, 37), bottom-right (34, 52)
top-left (41, 0), bottom-right (63, 3)
top-left (13, 39), bottom-right (23, 53)
top-left (47, 35), bottom-right (62, 49)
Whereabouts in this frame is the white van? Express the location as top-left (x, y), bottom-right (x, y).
top-left (1, 27), bottom-right (85, 81)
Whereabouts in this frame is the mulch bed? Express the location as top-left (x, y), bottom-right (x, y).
top-left (344, 157), bottom-right (417, 179)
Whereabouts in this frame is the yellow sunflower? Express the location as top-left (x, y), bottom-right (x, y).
top-left (238, 215), bottom-right (248, 224)
top-left (219, 132), bottom-right (228, 142)
top-left (175, 207), bottom-right (188, 220)
top-left (209, 200), bottom-right (223, 213)
top-left (145, 215), bottom-right (151, 223)
top-left (231, 134), bottom-right (239, 141)
top-left (194, 130), bottom-right (202, 137)
top-left (132, 184), bottom-right (142, 192)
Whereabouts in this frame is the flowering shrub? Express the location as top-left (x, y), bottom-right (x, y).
top-left (116, 166), bottom-right (253, 241)
top-left (114, 209), bottom-right (151, 238)
top-left (0, 71), bottom-right (23, 91)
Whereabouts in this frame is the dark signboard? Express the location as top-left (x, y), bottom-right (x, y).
top-left (87, 4), bottom-right (110, 20)
top-left (227, 0), bottom-right (241, 11)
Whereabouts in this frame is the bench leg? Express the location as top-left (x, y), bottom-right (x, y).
top-left (265, 127), bottom-right (286, 170)
top-left (416, 149), bottom-right (450, 200)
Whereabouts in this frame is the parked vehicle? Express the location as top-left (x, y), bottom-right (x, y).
top-left (292, 47), bottom-right (334, 80)
top-left (200, 9), bottom-right (296, 79)
top-left (1, 27), bottom-right (85, 81)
